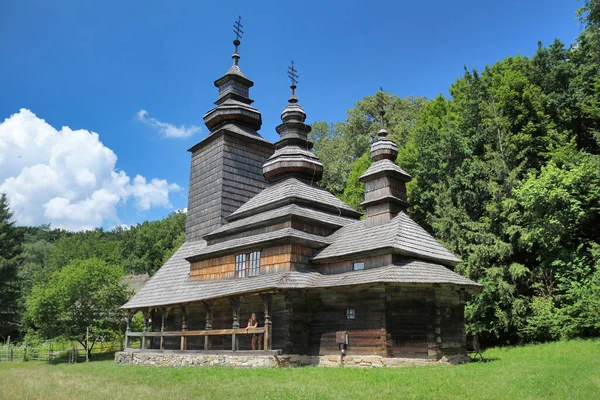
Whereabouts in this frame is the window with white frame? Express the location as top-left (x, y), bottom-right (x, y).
top-left (346, 309), bottom-right (356, 320)
top-left (235, 253), bottom-right (247, 278)
top-left (353, 261), bottom-right (365, 271)
top-left (248, 251), bottom-right (260, 277)
top-left (235, 251), bottom-right (261, 278)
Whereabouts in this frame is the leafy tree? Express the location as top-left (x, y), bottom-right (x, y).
top-left (24, 258), bottom-right (130, 355)
top-left (48, 229), bottom-right (122, 273)
top-left (321, 1), bottom-right (600, 344)
top-left (118, 211), bottom-right (186, 275)
top-left (310, 93), bottom-right (426, 196)
top-left (340, 151), bottom-right (372, 212)
top-left (310, 121), bottom-right (353, 195)
top-left (0, 194), bottom-right (22, 338)
top-left (18, 225), bottom-right (63, 303)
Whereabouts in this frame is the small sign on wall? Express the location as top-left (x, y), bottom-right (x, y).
top-left (336, 331), bottom-right (348, 345)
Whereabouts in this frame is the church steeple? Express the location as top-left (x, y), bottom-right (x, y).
top-left (359, 89), bottom-right (412, 226)
top-left (263, 62), bottom-right (323, 183)
top-left (186, 18), bottom-right (273, 241)
top-left (203, 16), bottom-right (262, 132)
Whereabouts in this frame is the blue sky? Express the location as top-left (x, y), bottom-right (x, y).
top-left (0, 0), bottom-right (583, 230)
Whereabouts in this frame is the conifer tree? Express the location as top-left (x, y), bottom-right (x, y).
top-left (0, 194), bottom-right (21, 337)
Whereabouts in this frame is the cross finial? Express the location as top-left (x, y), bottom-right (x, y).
top-left (376, 87), bottom-right (388, 137)
top-left (232, 16), bottom-right (243, 66)
top-left (233, 16), bottom-right (243, 42)
top-left (287, 61), bottom-right (299, 103)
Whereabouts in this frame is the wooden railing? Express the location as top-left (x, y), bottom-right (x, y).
top-left (126, 327), bottom-right (270, 352)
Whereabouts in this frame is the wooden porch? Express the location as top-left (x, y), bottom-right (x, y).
top-left (124, 294), bottom-right (274, 353)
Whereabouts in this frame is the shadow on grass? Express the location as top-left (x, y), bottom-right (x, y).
top-left (468, 355), bottom-right (499, 363)
top-left (47, 351), bottom-right (118, 365)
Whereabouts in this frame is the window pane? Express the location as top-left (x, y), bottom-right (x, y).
top-left (235, 254), bottom-right (247, 278)
top-left (346, 309), bottom-right (355, 320)
top-left (353, 261), bottom-right (364, 271)
top-left (248, 251), bottom-right (260, 277)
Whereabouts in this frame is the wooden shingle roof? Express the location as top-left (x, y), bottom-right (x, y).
top-left (226, 177), bottom-right (361, 221)
top-left (360, 158), bottom-right (411, 181)
top-left (312, 212), bottom-right (461, 266)
top-left (122, 245), bottom-right (480, 310)
top-left (205, 204), bottom-right (358, 240)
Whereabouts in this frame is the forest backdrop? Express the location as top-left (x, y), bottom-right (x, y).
top-left (0, 0), bottom-right (599, 346)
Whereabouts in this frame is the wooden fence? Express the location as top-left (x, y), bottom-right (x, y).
top-left (0, 340), bottom-right (123, 363)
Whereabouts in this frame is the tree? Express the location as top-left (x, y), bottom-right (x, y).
top-left (17, 225), bottom-right (63, 304)
top-left (118, 210), bottom-right (186, 275)
top-left (310, 93), bottom-right (426, 196)
top-left (24, 258), bottom-right (130, 355)
top-left (0, 194), bottom-right (22, 338)
top-left (319, 1), bottom-right (600, 344)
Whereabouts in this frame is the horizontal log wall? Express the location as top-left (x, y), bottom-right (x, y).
top-left (385, 286), bottom-right (435, 359)
top-left (147, 284), bottom-right (468, 359)
top-left (303, 286), bottom-right (387, 356)
top-left (436, 286), bottom-right (467, 357)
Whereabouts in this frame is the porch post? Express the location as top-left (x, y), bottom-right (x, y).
top-left (180, 304), bottom-right (189, 351)
top-left (261, 294), bottom-right (272, 351)
top-left (142, 308), bottom-right (150, 350)
top-left (230, 297), bottom-right (242, 351)
top-left (125, 310), bottom-right (133, 349)
top-left (203, 301), bottom-right (213, 351)
top-left (160, 307), bottom-right (169, 351)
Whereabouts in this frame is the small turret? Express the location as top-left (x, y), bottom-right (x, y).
top-left (359, 89), bottom-right (412, 226)
top-left (263, 62), bottom-right (323, 183)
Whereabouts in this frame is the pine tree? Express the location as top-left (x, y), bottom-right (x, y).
top-left (0, 194), bottom-right (22, 338)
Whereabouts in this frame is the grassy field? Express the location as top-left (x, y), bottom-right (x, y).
top-left (0, 340), bottom-right (598, 400)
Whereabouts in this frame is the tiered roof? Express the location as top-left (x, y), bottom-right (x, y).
top-left (226, 178), bottom-right (360, 221)
top-left (123, 243), bottom-right (479, 309)
top-left (312, 212), bottom-right (461, 266)
top-left (122, 52), bottom-right (481, 311)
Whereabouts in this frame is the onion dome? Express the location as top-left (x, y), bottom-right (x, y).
top-left (263, 62), bottom-right (323, 183)
top-left (203, 17), bottom-right (262, 132)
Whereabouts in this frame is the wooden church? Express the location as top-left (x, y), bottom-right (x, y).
top-left (119, 21), bottom-right (481, 366)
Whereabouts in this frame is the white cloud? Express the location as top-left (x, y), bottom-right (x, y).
top-left (136, 109), bottom-right (201, 138)
top-left (0, 109), bottom-right (182, 231)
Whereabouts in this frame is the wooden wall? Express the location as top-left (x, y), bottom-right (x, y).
top-left (301, 286), bottom-right (387, 356)
top-left (314, 254), bottom-right (392, 275)
top-left (189, 244), bottom-right (314, 280)
top-left (207, 221), bottom-right (290, 245)
top-left (436, 286), bottom-right (467, 357)
top-left (148, 283), bottom-right (468, 359)
top-left (385, 286), bottom-right (436, 359)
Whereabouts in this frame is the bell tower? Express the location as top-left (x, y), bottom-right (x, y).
top-left (186, 17), bottom-right (274, 240)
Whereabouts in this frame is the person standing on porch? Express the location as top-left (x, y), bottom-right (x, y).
top-left (246, 313), bottom-right (260, 350)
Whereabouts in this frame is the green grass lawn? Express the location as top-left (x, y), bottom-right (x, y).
top-left (0, 340), bottom-right (598, 400)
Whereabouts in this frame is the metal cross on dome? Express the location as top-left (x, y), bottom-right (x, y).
top-left (288, 61), bottom-right (299, 87)
top-left (378, 87), bottom-right (387, 115)
top-left (287, 61), bottom-right (299, 102)
top-left (233, 16), bottom-right (243, 41)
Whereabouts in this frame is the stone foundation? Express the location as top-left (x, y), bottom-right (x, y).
top-left (115, 351), bottom-right (469, 368)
